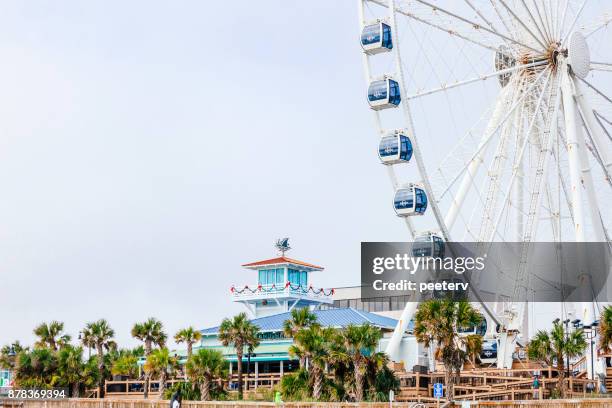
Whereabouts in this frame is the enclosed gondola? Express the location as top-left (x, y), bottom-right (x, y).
top-left (480, 340), bottom-right (498, 362)
top-left (378, 131), bottom-right (413, 164)
top-left (393, 183), bottom-right (428, 216)
top-left (412, 231), bottom-right (445, 257)
top-left (360, 22), bottom-right (393, 54)
top-left (368, 78), bottom-right (401, 110)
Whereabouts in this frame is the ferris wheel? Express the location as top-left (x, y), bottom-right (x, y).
top-left (357, 0), bottom-right (612, 371)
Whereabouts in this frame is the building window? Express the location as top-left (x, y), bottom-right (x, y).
top-left (267, 269), bottom-right (275, 285)
top-left (258, 268), bottom-right (285, 286)
top-left (288, 269), bottom-right (306, 287)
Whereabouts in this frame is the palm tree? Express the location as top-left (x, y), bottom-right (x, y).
top-left (111, 353), bottom-right (139, 378)
top-left (144, 347), bottom-right (178, 399)
top-left (465, 335), bottom-right (483, 369)
top-left (131, 318), bottom-right (167, 398)
top-left (84, 319), bottom-right (115, 398)
top-left (528, 321), bottom-right (587, 397)
top-left (13, 347), bottom-right (58, 388)
top-left (337, 323), bottom-right (382, 402)
top-left (80, 327), bottom-right (95, 358)
top-left (414, 298), bottom-right (483, 400)
top-left (283, 308), bottom-right (318, 368)
top-left (57, 345), bottom-right (86, 397)
top-left (289, 325), bottom-right (333, 400)
top-left (174, 326), bottom-right (202, 361)
top-left (33, 321), bottom-right (71, 351)
top-left (599, 305), bottom-right (612, 352)
top-left (186, 349), bottom-right (228, 401)
top-left (218, 312), bottom-right (260, 400)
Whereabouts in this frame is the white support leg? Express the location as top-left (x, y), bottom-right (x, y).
top-left (497, 332), bottom-right (517, 369)
top-left (385, 301), bottom-right (418, 362)
top-left (445, 90), bottom-right (509, 230)
top-left (574, 80), bottom-right (612, 178)
top-left (561, 67), bottom-right (587, 242)
top-left (563, 68), bottom-right (605, 378)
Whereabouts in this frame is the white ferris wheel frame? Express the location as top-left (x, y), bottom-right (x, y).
top-left (357, 0), bottom-right (612, 373)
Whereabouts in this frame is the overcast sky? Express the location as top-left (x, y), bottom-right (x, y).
top-left (0, 0), bottom-right (418, 349)
top-left (0, 1), bottom-right (610, 349)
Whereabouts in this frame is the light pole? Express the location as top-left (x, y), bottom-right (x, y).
top-left (564, 319), bottom-right (571, 379)
top-left (584, 322), bottom-right (599, 383)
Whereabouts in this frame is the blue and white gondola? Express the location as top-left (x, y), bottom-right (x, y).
top-left (360, 22), bottom-right (393, 54)
top-left (393, 184), bottom-right (428, 216)
top-left (368, 77), bottom-right (401, 110)
top-left (412, 231), bottom-right (445, 257)
top-left (378, 131), bottom-right (413, 165)
top-left (480, 340), bottom-right (498, 363)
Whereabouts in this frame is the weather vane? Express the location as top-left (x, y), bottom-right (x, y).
top-left (275, 238), bottom-right (291, 256)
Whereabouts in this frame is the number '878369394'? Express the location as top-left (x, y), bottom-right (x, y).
top-left (7, 388), bottom-right (68, 399)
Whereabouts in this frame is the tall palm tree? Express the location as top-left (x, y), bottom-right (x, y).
top-left (465, 335), bottom-right (483, 369)
top-left (33, 321), bottom-right (71, 351)
top-left (57, 345), bottom-right (86, 397)
top-left (337, 323), bottom-right (382, 402)
top-left (174, 327), bottom-right (202, 361)
top-left (84, 319), bottom-right (116, 398)
top-left (289, 325), bottom-right (333, 400)
top-left (599, 305), bottom-right (612, 352)
top-left (131, 318), bottom-right (167, 398)
top-left (144, 347), bottom-right (178, 399)
top-left (283, 308), bottom-right (318, 369)
top-left (414, 298), bottom-right (483, 400)
top-left (218, 312), bottom-right (260, 400)
top-left (186, 349), bottom-right (228, 401)
top-left (528, 321), bottom-right (587, 397)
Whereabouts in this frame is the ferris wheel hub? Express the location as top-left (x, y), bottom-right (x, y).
top-left (567, 31), bottom-right (591, 79)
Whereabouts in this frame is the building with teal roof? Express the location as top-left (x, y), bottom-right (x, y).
top-left (181, 245), bottom-right (425, 377)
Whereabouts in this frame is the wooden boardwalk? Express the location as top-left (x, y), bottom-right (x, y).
top-left (1, 398), bottom-right (612, 408)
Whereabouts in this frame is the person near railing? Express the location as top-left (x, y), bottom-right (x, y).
top-left (169, 391), bottom-right (181, 408)
top-left (532, 375), bottom-right (540, 400)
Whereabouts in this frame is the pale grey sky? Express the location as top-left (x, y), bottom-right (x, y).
top-left (0, 0), bottom-right (415, 348)
top-left (0, 1), bottom-right (610, 349)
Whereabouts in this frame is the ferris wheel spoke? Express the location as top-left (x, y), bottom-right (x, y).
top-left (584, 15), bottom-right (612, 38)
top-left (591, 66), bottom-right (612, 73)
top-left (561, 0), bottom-right (589, 47)
top-left (591, 62), bottom-right (612, 73)
top-left (440, 68), bottom-right (550, 209)
top-left (520, 0), bottom-right (552, 47)
top-left (368, 0), bottom-right (501, 54)
top-left (486, 69), bottom-right (557, 242)
top-left (463, 0), bottom-right (498, 32)
top-left (411, 0), bottom-right (542, 53)
top-left (557, 0), bottom-right (571, 40)
top-left (594, 111), bottom-right (612, 140)
top-left (407, 60), bottom-right (547, 100)
top-left (574, 80), bottom-right (612, 184)
top-left (576, 76), bottom-right (612, 105)
top-left (533, 1), bottom-right (554, 44)
top-left (489, 0), bottom-right (518, 41)
top-left (497, 0), bottom-right (549, 50)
